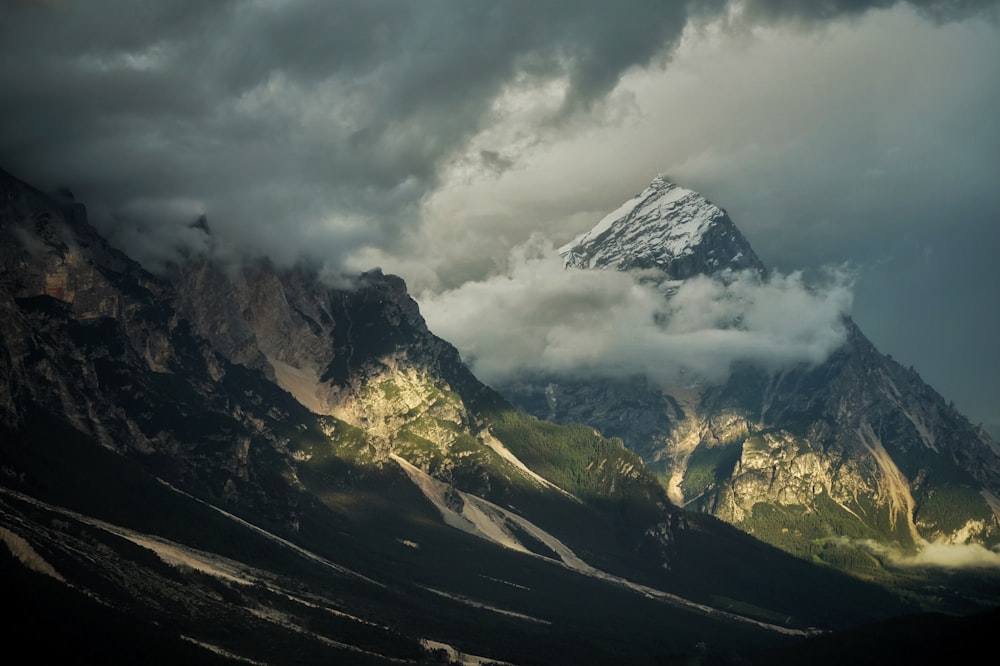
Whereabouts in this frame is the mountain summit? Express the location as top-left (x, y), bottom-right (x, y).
top-left (505, 176), bottom-right (1000, 579)
top-left (559, 175), bottom-right (765, 280)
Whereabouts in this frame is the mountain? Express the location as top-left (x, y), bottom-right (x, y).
top-left (0, 165), bottom-right (922, 664)
top-left (501, 175), bottom-right (1000, 581)
top-left (560, 175), bottom-right (765, 281)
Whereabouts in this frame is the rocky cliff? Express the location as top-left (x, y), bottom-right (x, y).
top-left (0, 164), bottom-right (679, 553)
top-left (502, 175), bottom-right (1000, 572)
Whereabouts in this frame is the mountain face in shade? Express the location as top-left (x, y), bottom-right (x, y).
top-left (2, 165), bottom-right (927, 665)
top-left (503, 176), bottom-right (1000, 575)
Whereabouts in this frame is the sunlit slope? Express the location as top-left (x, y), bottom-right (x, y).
top-left (502, 175), bottom-right (1000, 581)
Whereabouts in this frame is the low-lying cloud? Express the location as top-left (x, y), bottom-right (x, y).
top-left (419, 239), bottom-right (854, 387)
top-left (908, 539), bottom-right (1000, 568)
top-left (844, 537), bottom-right (1000, 569)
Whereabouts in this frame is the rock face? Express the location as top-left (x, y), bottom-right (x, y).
top-left (503, 175), bottom-right (1000, 568)
top-left (0, 164), bottom-right (673, 547)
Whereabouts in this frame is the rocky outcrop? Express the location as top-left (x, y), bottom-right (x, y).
top-left (504, 175), bottom-right (1000, 567)
top-left (0, 165), bottom-right (677, 564)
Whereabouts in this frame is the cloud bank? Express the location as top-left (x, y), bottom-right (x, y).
top-left (846, 537), bottom-right (1000, 569)
top-left (0, 0), bottom-right (694, 269)
top-left (419, 240), bottom-right (854, 386)
top-left (1, 1), bottom-right (996, 433)
top-left (0, 1), bottom-right (994, 273)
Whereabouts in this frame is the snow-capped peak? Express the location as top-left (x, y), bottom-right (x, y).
top-left (559, 176), bottom-right (764, 280)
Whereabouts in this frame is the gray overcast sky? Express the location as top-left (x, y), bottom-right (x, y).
top-left (1, 1), bottom-right (998, 436)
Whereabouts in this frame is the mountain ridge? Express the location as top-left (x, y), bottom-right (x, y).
top-left (504, 174), bottom-right (1000, 576)
top-left (2, 164), bottom-right (923, 664)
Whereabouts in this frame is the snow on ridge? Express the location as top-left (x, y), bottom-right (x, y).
top-left (557, 193), bottom-right (644, 256)
top-left (559, 175), bottom-right (726, 270)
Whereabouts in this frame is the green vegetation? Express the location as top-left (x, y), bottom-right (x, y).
top-left (763, 606), bottom-right (1000, 666)
top-left (738, 492), bottom-right (895, 560)
top-left (914, 483), bottom-right (997, 538)
top-left (483, 408), bottom-right (659, 503)
top-left (679, 440), bottom-right (743, 499)
top-left (378, 379), bottom-right (402, 401)
top-left (743, 434), bottom-right (768, 453)
top-left (314, 416), bottom-right (374, 463)
top-left (814, 541), bottom-right (883, 574)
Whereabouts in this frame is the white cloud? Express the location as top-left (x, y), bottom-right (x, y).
top-left (909, 539), bottom-right (1000, 568)
top-left (848, 537), bottom-right (1000, 569)
top-left (405, 6), bottom-right (999, 436)
top-left (418, 238), bottom-right (854, 387)
top-left (1, 1), bottom-right (996, 434)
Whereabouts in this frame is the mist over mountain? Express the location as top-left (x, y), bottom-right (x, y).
top-left (2, 2), bottom-right (999, 662)
top-left (421, 180), bottom-right (856, 387)
top-left (487, 175), bottom-right (1000, 577)
top-left (2, 142), bottom-right (1000, 664)
top-left (1, 1), bottom-right (997, 437)
top-left (7, 164), bottom-right (952, 664)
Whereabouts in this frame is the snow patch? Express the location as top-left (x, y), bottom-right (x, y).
top-left (559, 192), bottom-right (644, 254)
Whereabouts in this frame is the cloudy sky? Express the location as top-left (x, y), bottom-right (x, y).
top-left (1, 1), bottom-right (998, 436)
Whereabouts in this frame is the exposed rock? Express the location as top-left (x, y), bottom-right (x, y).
top-left (0, 165), bottom-right (678, 563)
top-left (504, 175), bottom-right (1000, 566)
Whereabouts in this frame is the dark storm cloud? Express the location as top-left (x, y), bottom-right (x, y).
top-left (1, 0), bottom-right (997, 433)
top-left (3, 0), bottom-right (994, 271)
top-left (0, 0), bottom-right (691, 269)
top-left (735, 0), bottom-right (998, 23)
